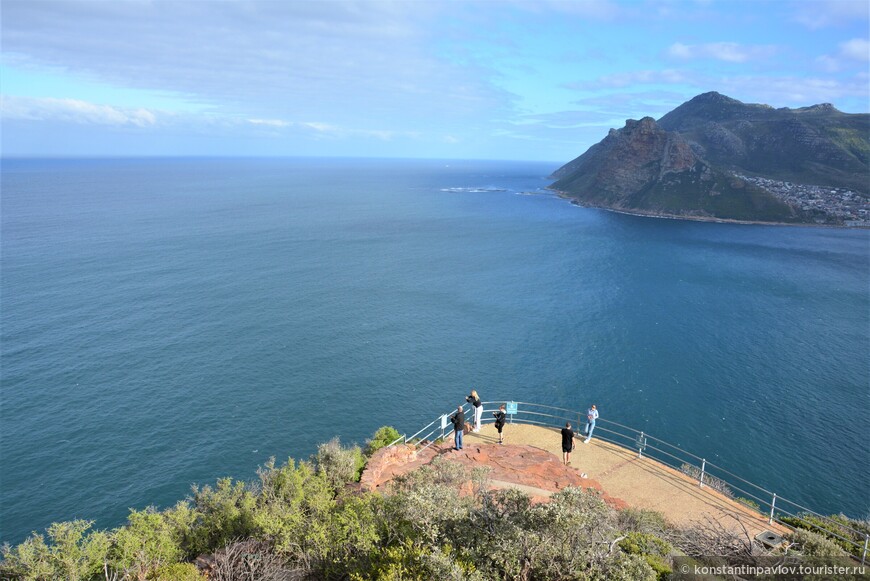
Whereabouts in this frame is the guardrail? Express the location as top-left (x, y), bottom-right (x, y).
top-left (386, 400), bottom-right (868, 564)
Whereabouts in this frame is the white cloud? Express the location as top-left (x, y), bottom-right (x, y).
top-left (814, 38), bottom-right (869, 73)
top-left (839, 38), bottom-right (870, 61)
top-left (815, 54), bottom-right (842, 73)
top-left (793, 0), bottom-right (869, 29)
top-left (247, 118), bottom-right (291, 127)
top-left (667, 42), bottom-right (776, 63)
top-left (565, 70), bottom-right (689, 90)
top-left (562, 69), bottom-right (868, 111)
top-left (0, 1), bottom-right (508, 133)
top-left (301, 122), bottom-right (340, 133)
top-left (513, 0), bottom-right (622, 20)
top-left (1, 95), bottom-right (157, 126)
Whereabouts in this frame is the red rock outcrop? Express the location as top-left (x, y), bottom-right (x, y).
top-left (361, 442), bottom-right (628, 510)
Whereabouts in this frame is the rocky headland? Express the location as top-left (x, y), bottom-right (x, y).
top-left (551, 92), bottom-right (870, 226)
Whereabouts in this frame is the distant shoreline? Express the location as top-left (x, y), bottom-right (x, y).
top-left (548, 188), bottom-right (870, 230)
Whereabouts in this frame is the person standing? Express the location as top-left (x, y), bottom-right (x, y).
top-left (584, 404), bottom-right (598, 443)
top-left (493, 404), bottom-right (506, 444)
top-left (561, 422), bottom-right (575, 465)
top-left (451, 405), bottom-right (465, 450)
top-left (466, 390), bottom-right (483, 432)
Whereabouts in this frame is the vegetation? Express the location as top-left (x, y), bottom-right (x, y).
top-left (1, 428), bottom-right (862, 580)
top-left (780, 512), bottom-right (870, 559)
top-left (365, 425), bottom-right (402, 457)
top-left (679, 463), bottom-right (733, 498)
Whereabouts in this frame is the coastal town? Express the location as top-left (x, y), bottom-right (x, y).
top-left (735, 174), bottom-right (870, 227)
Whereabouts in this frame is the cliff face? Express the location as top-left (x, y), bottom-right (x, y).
top-left (551, 92), bottom-right (869, 223)
top-left (551, 117), bottom-right (699, 205)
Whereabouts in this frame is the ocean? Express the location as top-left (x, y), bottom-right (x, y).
top-left (1, 157), bottom-right (868, 544)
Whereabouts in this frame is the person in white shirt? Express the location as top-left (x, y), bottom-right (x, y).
top-left (466, 390), bottom-right (482, 432)
top-left (584, 404), bottom-right (598, 443)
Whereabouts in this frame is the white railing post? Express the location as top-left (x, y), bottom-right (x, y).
top-left (769, 493), bottom-right (777, 525)
top-left (638, 431), bottom-right (644, 458)
top-left (699, 459), bottom-right (706, 487)
top-left (862, 533), bottom-right (868, 565)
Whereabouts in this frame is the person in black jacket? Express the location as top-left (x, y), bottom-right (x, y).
top-left (450, 405), bottom-right (465, 451)
top-left (561, 422), bottom-right (575, 465)
top-left (493, 404), bottom-right (506, 444)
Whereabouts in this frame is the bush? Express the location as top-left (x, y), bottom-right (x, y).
top-left (210, 539), bottom-right (294, 581)
top-left (110, 508), bottom-right (184, 580)
top-left (313, 437), bottom-right (365, 490)
top-left (601, 552), bottom-right (658, 581)
top-left (736, 496), bottom-right (761, 512)
top-left (0, 520), bottom-right (109, 581)
top-left (679, 463), bottom-right (733, 497)
top-left (349, 540), bottom-right (481, 581)
top-left (618, 532), bottom-right (673, 579)
top-left (151, 561), bottom-right (204, 580)
top-left (252, 458), bottom-right (334, 563)
top-left (365, 426), bottom-right (402, 457)
top-left (0, 433), bottom-right (694, 581)
top-left (617, 508), bottom-right (669, 534)
top-left (788, 528), bottom-right (849, 558)
top-left (781, 512), bottom-right (869, 558)
top-left (188, 478), bottom-right (257, 557)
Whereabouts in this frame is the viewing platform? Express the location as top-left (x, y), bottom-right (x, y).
top-left (369, 401), bottom-right (868, 563)
top-left (466, 423), bottom-right (784, 539)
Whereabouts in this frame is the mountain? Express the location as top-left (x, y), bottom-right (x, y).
top-left (550, 92), bottom-right (870, 225)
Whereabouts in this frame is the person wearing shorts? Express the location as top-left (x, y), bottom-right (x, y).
top-left (493, 404), bottom-right (506, 444)
top-left (560, 422), bottom-right (575, 465)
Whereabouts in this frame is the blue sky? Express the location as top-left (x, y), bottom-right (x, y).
top-left (1, 0), bottom-right (868, 161)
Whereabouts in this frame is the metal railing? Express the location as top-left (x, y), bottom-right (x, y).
top-left (386, 400), bottom-right (868, 564)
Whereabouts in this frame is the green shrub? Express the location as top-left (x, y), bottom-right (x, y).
top-left (321, 494), bottom-right (381, 576)
top-left (0, 520), bottom-right (109, 581)
top-left (188, 478), bottom-right (257, 556)
top-left (365, 426), bottom-right (402, 457)
top-left (787, 528), bottom-right (849, 558)
top-left (602, 552), bottom-right (658, 581)
top-left (781, 512), bottom-right (868, 557)
top-left (618, 532), bottom-right (673, 579)
top-left (313, 437), bottom-right (366, 490)
top-left (736, 496), bottom-right (761, 512)
top-left (1, 433), bottom-right (700, 581)
top-left (617, 507), bottom-right (669, 534)
top-left (161, 501), bottom-right (199, 560)
top-left (679, 463), bottom-right (733, 497)
top-left (151, 561), bottom-right (204, 580)
top-left (110, 508), bottom-right (184, 580)
top-left (252, 458), bottom-right (334, 562)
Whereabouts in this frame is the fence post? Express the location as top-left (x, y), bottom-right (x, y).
top-left (862, 533), bottom-right (868, 565)
top-left (699, 459), bottom-right (706, 487)
top-left (769, 493), bottom-right (777, 525)
top-left (638, 432), bottom-right (644, 458)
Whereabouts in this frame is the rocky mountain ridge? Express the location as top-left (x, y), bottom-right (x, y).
top-left (551, 92), bottom-right (870, 225)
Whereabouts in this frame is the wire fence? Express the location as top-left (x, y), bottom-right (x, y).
top-left (386, 400), bottom-right (868, 564)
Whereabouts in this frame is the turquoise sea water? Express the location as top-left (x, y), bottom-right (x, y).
top-left (1, 158), bottom-right (868, 544)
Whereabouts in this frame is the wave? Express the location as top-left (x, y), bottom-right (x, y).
top-left (440, 186), bottom-right (510, 193)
